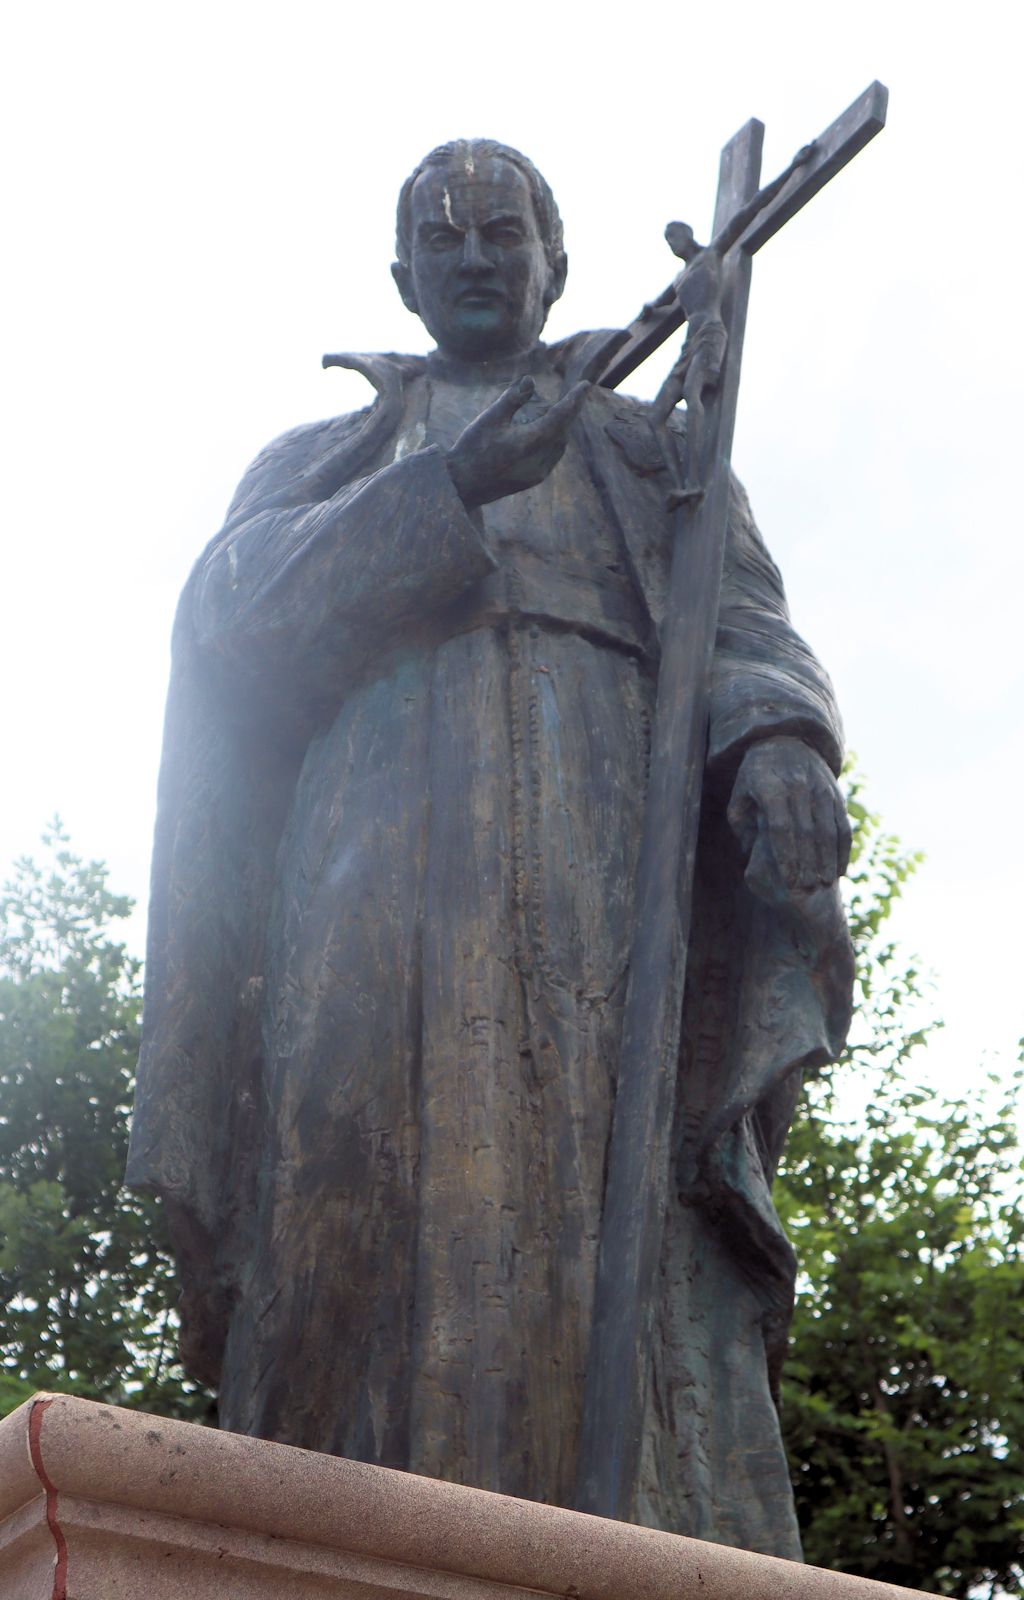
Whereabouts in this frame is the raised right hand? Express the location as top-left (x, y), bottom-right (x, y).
top-left (446, 376), bottom-right (591, 510)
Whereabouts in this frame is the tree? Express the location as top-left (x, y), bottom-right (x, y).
top-left (778, 777), bottom-right (1024, 1595)
top-left (0, 823), bottom-right (208, 1420)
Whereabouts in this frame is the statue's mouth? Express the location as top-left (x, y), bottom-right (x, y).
top-left (456, 288), bottom-right (505, 306)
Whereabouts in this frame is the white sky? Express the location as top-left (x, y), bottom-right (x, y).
top-left (3, 1), bottom-right (1021, 1099)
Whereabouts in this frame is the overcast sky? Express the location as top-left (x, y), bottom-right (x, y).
top-left (3, 1), bottom-right (1021, 1099)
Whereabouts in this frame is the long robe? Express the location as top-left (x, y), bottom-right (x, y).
top-left (128, 335), bottom-right (853, 1557)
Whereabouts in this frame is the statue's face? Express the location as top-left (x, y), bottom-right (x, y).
top-left (393, 155), bottom-right (565, 362)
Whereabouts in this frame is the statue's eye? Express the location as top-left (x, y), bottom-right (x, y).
top-left (486, 224), bottom-right (524, 246)
top-left (422, 227), bottom-right (462, 252)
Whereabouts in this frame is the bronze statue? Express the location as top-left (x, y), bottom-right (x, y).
top-left (129, 132), bottom-right (864, 1557)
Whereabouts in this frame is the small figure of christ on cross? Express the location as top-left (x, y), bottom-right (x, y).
top-left (648, 139), bottom-right (817, 505)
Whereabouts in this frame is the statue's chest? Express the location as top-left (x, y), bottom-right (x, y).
top-left (419, 375), bottom-right (624, 574)
top-left (390, 373), bottom-right (655, 656)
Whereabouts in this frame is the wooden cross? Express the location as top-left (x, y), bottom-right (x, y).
top-left (575, 81), bottom-right (888, 1523)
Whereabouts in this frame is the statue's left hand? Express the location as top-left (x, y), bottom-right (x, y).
top-left (726, 736), bottom-right (851, 903)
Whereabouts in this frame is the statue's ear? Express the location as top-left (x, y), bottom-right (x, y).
top-left (391, 261), bottom-right (418, 314)
top-left (544, 250), bottom-right (568, 310)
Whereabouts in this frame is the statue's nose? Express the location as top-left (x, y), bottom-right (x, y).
top-left (459, 228), bottom-right (491, 273)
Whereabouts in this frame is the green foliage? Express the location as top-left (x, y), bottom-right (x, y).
top-left (838, 771), bottom-right (932, 1087)
top-left (0, 823), bottom-right (209, 1421)
top-left (778, 778), bottom-right (1024, 1595)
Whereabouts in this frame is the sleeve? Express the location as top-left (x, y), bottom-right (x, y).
top-left (190, 422), bottom-right (496, 707)
top-left (706, 473), bottom-right (844, 779)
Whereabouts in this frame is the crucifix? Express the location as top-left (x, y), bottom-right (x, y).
top-left (575, 80), bottom-right (888, 1522)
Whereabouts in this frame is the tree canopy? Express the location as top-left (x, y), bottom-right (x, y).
top-left (0, 823), bottom-right (207, 1420)
top-left (777, 778), bottom-right (1024, 1595)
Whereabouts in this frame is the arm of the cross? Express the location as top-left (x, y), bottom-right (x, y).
top-left (598, 81), bottom-right (887, 391)
top-left (734, 80), bottom-right (888, 256)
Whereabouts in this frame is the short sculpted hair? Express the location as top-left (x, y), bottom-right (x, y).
top-left (395, 139), bottom-right (565, 269)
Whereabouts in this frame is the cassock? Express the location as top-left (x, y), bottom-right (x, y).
top-left (128, 334), bottom-right (852, 1557)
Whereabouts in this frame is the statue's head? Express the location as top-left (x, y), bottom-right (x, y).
top-left (665, 220), bottom-right (700, 264)
top-left (392, 139), bottom-right (568, 362)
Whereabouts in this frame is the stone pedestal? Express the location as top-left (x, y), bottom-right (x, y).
top-left (0, 1393), bottom-right (920, 1600)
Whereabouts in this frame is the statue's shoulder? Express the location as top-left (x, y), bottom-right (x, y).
top-left (230, 352), bottom-right (428, 514)
top-left (217, 414), bottom-right (364, 529)
top-left (245, 410), bottom-right (369, 476)
top-left (256, 350), bottom-right (427, 466)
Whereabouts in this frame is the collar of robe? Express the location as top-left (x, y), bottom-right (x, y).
top-left (425, 344), bottom-right (552, 385)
